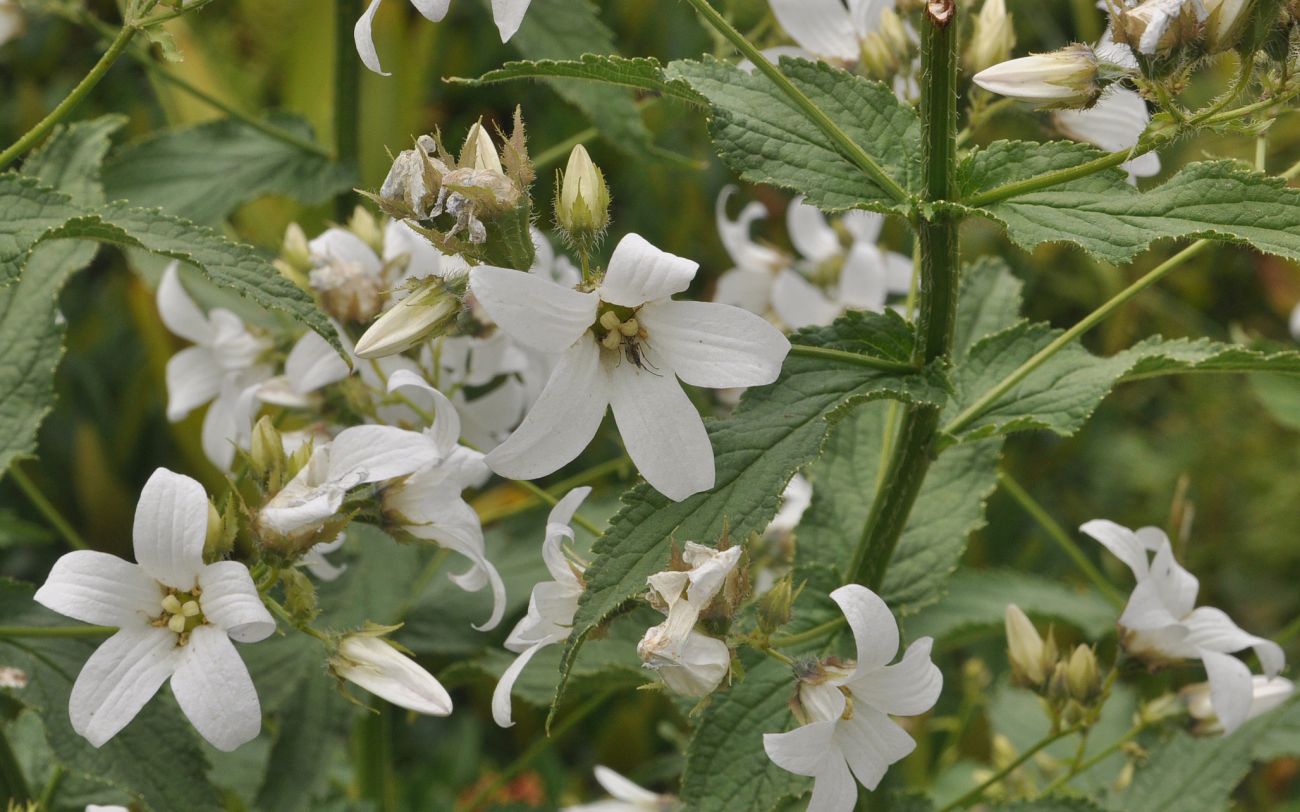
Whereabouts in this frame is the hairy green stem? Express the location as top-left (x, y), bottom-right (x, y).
top-left (788, 343), bottom-right (921, 373)
top-left (770, 616), bottom-right (846, 648)
top-left (849, 3), bottom-right (960, 590)
top-left (937, 724), bottom-right (1084, 812)
top-left (1039, 721), bottom-right (1145, 795)
top-left (334, 0), bottom-right (363, 218)
top-left (456, 691), bottom-right (611, 812)
top-left (997, 471), bottom-right (1126, 608)
top-left (354, 705), bottom-right (399, 812)
top-left (0, 625), bottom-right (113, 638)
top-left (0, 23), bottom-right (137, 170)
top-left (678, 0), bottom-right (909, 203)
top-left (964, 133), bottom-right (1170, 207)
top-left (7, 467), bottom-right (89, 551)
top-left (37, 765), bottom-right (65, 811)
top-left (941, 240), bottom-right (1212, 437)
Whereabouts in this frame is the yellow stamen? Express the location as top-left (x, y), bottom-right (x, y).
top-left (618, 318), bottom-right (640, 337)
top-left (161, 594), bottom-right (183, 614)
top-left (167, 614), bottom-right (187, 634)
top-left (181, 601), bottom-right (201, 617)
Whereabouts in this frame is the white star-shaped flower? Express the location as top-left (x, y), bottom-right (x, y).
top-left (469, 233), bottom-right (790, 502)
top-left (492, 487), bottom-right (591, 727)
top-left (35, 469), bottom-right (275, 751)
top-left (355, 0), bottom-right (533, 74)
top-left (764, 585), bottom-right (942, 812)
top-left (1082, 519), bottom-right (1286, 733)
top-left (157, 263), bottom-right (270, 470)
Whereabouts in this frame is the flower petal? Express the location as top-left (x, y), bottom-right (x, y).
top-left (1202, 649), bottom-right (1254, 735)
top-left (1183, 606), bottom-right (1286, 677)
top-left (469, 265), bottom-right (596, 353)
top-left (830, 584), bottom-right (899, 675)
top-left (198, 561), bottom-right (275, 643)
top-left (326, 424), bottom-right (440, 487)
top-left (768, 0), bottom-right (858, 61)
top-left (1080, 519), bottom-right (1151, 581)
top-left (486, 335), bottom-right (609, 480)
top-left (593, 766), bottom-right (660, 804)
top-left (763, 718), bottom-right (839, 777)
top-left (354, 0), bottom-right (389, 75)
top-left (838, 243), bottom-right (889, 312)
top-left (1147, 538), bottom-right (1199, 620)
top-left (773, 269), bottom-right (839, 330)
top-left (607, 348), bottom-right (714, 502)
top-left (848, 637), bottom-right (942, 717)
top-left (157, 263), bottom-right (212, 345)
top-left (492, 640), bottom-right (549, 727)
top-left (714, 267), bottom-right (775, 314)
top-left (409, 516), bottom-right (506, 632)
top-left (201, 378), bottom-right (262, 472)
top-left (336, 636), bottom-right (452, 716)
top-left (35, 551), bottom-right (160, 628)
top-left (132, 468), bottom-right (209, 590)
top-left (170, 625), bottom-right (262, 751)
top-left (786, 196), bottom-right (842, 262)
top-left (548, 485), bottom-right (592, 530)
top-left (284, 330), bottom-right (349, 396)
top-left (837, 706), bottom-right (916, 791)
top-left (716, 186), bottom-right (784, 272)
top-left (69, 627), bottom-right (178, 747)
top-left (637, 300), bottom-right (790, 389)
top-left (598, 233), bottom-right (698, 307)
top-left (490, 0), bottom-right (531, 40)
top-left (165, 347), bottom-right (222, 421)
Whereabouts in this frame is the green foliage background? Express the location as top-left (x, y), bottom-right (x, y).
top-left (2, 0), bottom-right (1300, 809)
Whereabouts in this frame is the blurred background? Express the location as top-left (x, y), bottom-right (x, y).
top-left (2, 0), bottom-right (1300, 808)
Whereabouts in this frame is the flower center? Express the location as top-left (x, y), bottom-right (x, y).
top-left (156, 587), bottom-right (206, 643)
top-left (593, 304), bottom-right (657, 372)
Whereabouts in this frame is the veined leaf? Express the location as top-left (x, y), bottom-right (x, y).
top-left (24, 115), bottom-right (127, 206)
top-left (905, 569), bottom-right (1117, 642)
top-left (665, 57), bottom-right (919, 213)
top-left (450, 54), bottom-right (707, 107)
top-left (945, 325), bottom-right (1300, 444)
top-left (552, 310), bottom-right (949, 721)
top-left (967, 156), bottom-right (1300, 264)
top-left (958, 139), bottom-right (1125, 200)
top-left (509, 0), bottom-right (654, 155)
top-left (101, 114), bottom-right (354, 226)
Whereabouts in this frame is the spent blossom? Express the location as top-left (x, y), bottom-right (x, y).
top-left (764, 585), bottom-right (942, 812)
top-left (35, 469), bottom-right (275, 750)
top-left (469, 233), bottom-right (790, 501)
top-left (1082, 519), bottom-right (1286, 733)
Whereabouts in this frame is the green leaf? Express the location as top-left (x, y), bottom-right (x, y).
top-left (953, 256), bottom-right (1025, 362)
top-left (1249, 372), bottom-right (1300, 430)
top-left (795, 403), bottom-right (1003, 614)
top-left (957, 140), bottom-right (1124, 200)
top-left (509, 0), bottom-right (655, 154)
top-left (24, 115), bottom-right (127, 206)
top-left (946, 326), bottom-right (1300, 444)
top-left (905, 569), bottom-right (1117, 642)
top-left (0, 173), bottom-right (341, 355)
top-left (0, 580), bottom-right (222, 812)
top-left (450, 54), bottom-right (707, 107)
top-left (552, 310), bottom-right (948, 718)
top-left (254, 655), bottom-right (350, 812)
top-left (101, 114), bottom-right (354, 225)
top-left (968, 159), bottom-right (1300, 264)
top-left (665, 57), bottom-right (919, 213)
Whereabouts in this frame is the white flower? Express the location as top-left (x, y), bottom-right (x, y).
top-left (34, 469), bottom-right (275, 751)
top-left (775, 197), bottom-right (913, 330)
top-left (637, 543), bottom-right (742, 696)
top-left (256, 329), bottom-right (351, 410)
top-left (157, 263), bottom-right (271, 470)
top-left (1054, 86), bottom-right (1160, 182)
top-left (563, 765), bottom-right (679, 812)
top-left (491, 487), bottom-right (591, 727)
top-left (382, 371), bottom-right (504, 630)
top-left (764, 585), bottom-right (942, 812)
top-left (331, 632), bottom-right (452, 715)
top-left (1082, 519), bottom-right (1287, 733)
top-left (972, 44), bottom-right (1103, 109)
top-left (767, 0), bottom-right (898, 66)
top-left (1183, 674), bottom-right (1295, 734)
top-left (469, 233), bottom-right (791, 501)
top-left (355, 0), bottom-right (533, 74)
top-left (713, 187), bottom-right (788, 316)
top-left (1112, 0), bottom-right (1208, 54)
top-left (259, 425), bottom-right (439, 536)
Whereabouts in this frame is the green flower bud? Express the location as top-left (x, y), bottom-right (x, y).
top-left (353, 277), bottom-right (464, 359)
top-left (556, 144), bottom-right (611, 242)
top-left (1065, 644), bottom-right (1101, 704)
top-left (966, 0), bottom-right (1015, 74)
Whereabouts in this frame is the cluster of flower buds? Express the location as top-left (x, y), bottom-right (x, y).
top-left (1108, 0), bottom-right (1263, 57)
top-left (1005, 605), bottom-right (1103, 724)
top-left (965, 0), bottom-right (1015, 74)
top-left (860, 8), bottom-right (916, 82)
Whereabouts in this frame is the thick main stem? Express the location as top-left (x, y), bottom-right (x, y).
top-left (334, 0), bottom-right (363, 219)
top-left (849, 2), bottom-right (960, 589)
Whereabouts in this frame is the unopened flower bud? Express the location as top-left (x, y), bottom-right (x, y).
top-left (203, 499), bottom-right (225, 559)
top-left (1005, 604), bottom-right (1052, 686)
top-left (1066, 645), bottom-right (1101, 703)
top-left (1204, 0), bottom-right (1254, 52)
top-left (332, 630), bottom-right (452, 715)
top-left (250, 415), bottom-right (286, 488)
top-left (353, 278), bottom-right (463, 359)
top-left (860, 9), bottom-right (912, 79)
top-left (281, 223), bottom-right (313, 271)
top-left (973, 44), bottom-right (1102, 109)
top-left (556, 145), bottom-right (611, 241)
top-left (756, 576), bottom-right (794, 634)
top-left (461, 122), bottom-right (504, 174)
top-left (966, 0), bottom-right (1015, 73)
